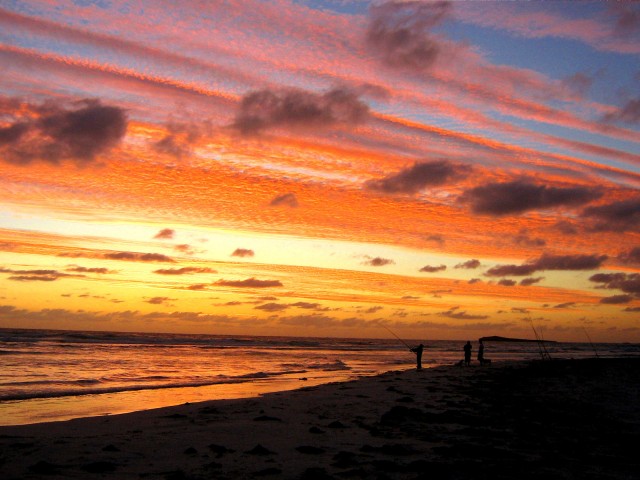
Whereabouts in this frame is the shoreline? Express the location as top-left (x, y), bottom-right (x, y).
top-left (0, 368), bottom-right (365, 427)
top-left (1, 358), bottom-right (638, 479)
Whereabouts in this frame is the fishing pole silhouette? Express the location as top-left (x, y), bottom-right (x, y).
top-left (383, 325), bottom-right (411, 349)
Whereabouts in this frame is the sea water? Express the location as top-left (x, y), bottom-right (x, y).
top-left (1, 328), bottom-right (638, 425)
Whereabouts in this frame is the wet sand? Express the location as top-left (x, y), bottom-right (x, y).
top-left (1, 358), bottom-right (638, 479)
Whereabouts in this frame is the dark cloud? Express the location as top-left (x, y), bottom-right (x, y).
top-left (145, 296), bottom-right (174, 305)
top-left (363, 257), bottom-right (395, 267)
top-left (589, 272), bottom-right (640, 297)
top-left (104, 252), bottom-right (175, 262)
top-left (174, 244), bottom-right (198, 255)
top-left (486, 253), bottom-right (607, 277)
top-left (554, 302), bottom-right (576, 309)
top-left (0, 99), bottom-right (127, 165)
top-left (581, 198), bottom-right (640, 232)
top-left (553, 220), bottom-right (579, 235)
top-left (498, 279), bottom-right (516, 287)
top-left (2, 268), bottom-right (83, 282)
top-left (468, 278), bottom-right (482, 284)
top-left (532, 253), bottom-right (607, 271)
top-left (0, 123), bottom-right (30, 144)
top-left (520, 277), bottom-right (544, 286)
top-left (513, 231), bottom-right (546, 247)
top-left (270, 193), bottom-right (299, 208)
top-left (215, 278), bottom-right (283, 288)
top-left (153, 267), bottom-right (217, 275)
top-left (425, 234), bottom-right (445, 246)
top-left (603, 98), bottom-right (640, 124)
top-left (188, 284), bottom-right (207, 290)
top-left (66, 266), bottom-right (114, 274)
top-left (9, 275), bottom-right (57, 282)
top-left (600, 294), bottom-right (633, 304)
top-left (561, 72), bottom-right (593, 97)
top-left (365, 160), bottom-right (468, 195)
top-left (364, 306), bottom-right (384, 314)
top-left (455, 259), bottom-right (480, 269)
top-left (366, 0), bottom-right (451, 71)
top-left (486, 264), bottom-right (537, 277)
top-left (255, 302), bottom-right (290, 312)
top-left (610, 2), bottom-right (640, 36)
top-left (420, 264), bottom-right (446, 273)
top-left (290, 302), bottom-right (328, 311)
top-left (460, 180), bottom-right (602, 216)
top-left (233, 87), bottom-right (369, 135)
top-left (154, 228), bottom-right (175, 239)
top-left (623, 306), bottom-right (640, 312)
top-left (619, 247), bottom-right (640, 264)
top-left (438, 307), bottom-right (488, 320)
top-left (232, 248), bottom-right (254, 258)
top-left (152, 122), bottom-right (208, 159)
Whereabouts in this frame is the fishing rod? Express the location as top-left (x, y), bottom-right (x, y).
top-left (382, 325), bottom-right (412, 349)
top-left (529, 318), bottom-right (550, 361)
top-left (582, 327), bottom-right (599, 358)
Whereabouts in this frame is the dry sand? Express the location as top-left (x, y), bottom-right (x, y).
top-left (1, 358), bottom-right (638, 479)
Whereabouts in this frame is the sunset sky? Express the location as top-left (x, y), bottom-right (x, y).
top-left (0, 0), bottom-right (639, 342)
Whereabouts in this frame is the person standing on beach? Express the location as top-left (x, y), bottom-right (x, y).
top-left (410, 343), bottom-right (424, 370)
top-left (477, 339), bottom-right (485, 365)
top-left (464, 341), bottom-right (472, 366)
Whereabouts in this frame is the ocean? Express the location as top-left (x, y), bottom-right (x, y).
top-left (1, 328), bottom-right (639, 426)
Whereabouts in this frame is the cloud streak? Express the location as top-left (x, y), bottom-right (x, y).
top-left (233, 87), bottom-right (369, 135)
top-left (365, 160), bottom-right (468, 195)
top-left (461, 180), bottom-right (602, 216)
top-left (486, 254), bottom-right (608, 277)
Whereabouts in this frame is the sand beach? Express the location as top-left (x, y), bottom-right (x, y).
top-left (1, 358), bottom-right (638, 479)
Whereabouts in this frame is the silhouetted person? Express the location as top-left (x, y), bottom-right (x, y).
top-left (410, 343), bottom-right (424, 370)
top-left (463, 340), bottom-right (472, 366)
top-left (478, 339), bottom-right (485, 365)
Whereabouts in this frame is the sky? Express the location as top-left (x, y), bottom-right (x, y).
top-left (0, 0), bottom-right (639, 342)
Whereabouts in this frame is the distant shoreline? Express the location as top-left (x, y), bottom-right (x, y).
top-left (480, 335), bottom-right (557, 343)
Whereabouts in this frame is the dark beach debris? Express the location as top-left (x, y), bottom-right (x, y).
top-left (253, 467), bottom-right (283, 476)
top-left (298, 467), bottom-right (336, 480)
top-left (102, 444), bottom-right (120, 452)
top-left (208, 443), bottom-right (234, 457)
top-left (309, 426), bottom-right (325, 434)
top-left (253, 415), bottom-right (283, 422)
top-left (28, 460), bottom-right (63, 475)
top-left (81, 460), bottom-right (118, 473)
top-left (327, 420), bottom-right (348, 429)
top-left (296, 445), bottom-right (325, 455)
top-left (245, 444), bottom-right (276, 455)
top-left (183, 446), bottom-right (198, 455)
